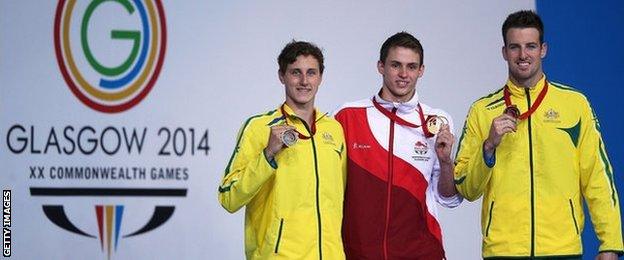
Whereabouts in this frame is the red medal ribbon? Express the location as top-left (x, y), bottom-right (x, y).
top-left (372, 96), bottom-right (434, 138)
top-left (503, 81), bottom-right (548, 120)
top-left (280, 104), bottom-right (316, 139)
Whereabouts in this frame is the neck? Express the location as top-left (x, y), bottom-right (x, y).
top-left (285, 101), bottom-right (315, 126)
top-left (380, 87), bottom-right (415, 103)
top-left (510, 73), bottom-right (544, 89)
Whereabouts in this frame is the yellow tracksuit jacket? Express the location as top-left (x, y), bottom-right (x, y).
top-left (219, 104), bottom-right (347, 259)
top-left (454, 77), bottom-right (623, 258)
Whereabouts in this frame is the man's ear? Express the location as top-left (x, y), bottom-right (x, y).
top-left (278, 70), bottom-right (285, 84)
top-left (502, 45), bottom-right (509, 61)
top-left (377, 60), bottom-right (385, 75)
top-left (417, 64), bottom-right (425, 78)
top-left (540, 42), bottom-right (548, 58)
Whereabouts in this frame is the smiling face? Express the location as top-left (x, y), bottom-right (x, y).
top-left (503, 27), bottom-right (547, 88)
top-left (279, 55), bottom-right (322, 109)
top-left (378, 46), bottom-right (424, 102)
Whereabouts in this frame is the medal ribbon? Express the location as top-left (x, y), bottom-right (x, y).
top-left (372, 96), bottom-right (434, 138)
top-left (503, 81), bottom-right (549, 120)
top-left (280, 104), bottom-right (316, 139)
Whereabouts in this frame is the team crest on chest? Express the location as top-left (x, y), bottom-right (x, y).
top-left (412, 141), bottom-right (431, 162)
top-left (414, 141), bottom-right (428, 155)
top-left (543, 108), bottom-right (561, 123)
top-left (322, 132), bottom-right (336, 145)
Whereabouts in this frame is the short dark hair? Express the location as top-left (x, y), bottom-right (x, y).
top-left (379, 32), bottom-right (424, 65)
top-left (278, 40), bottom-right (324, 74)
top-left (502, 10), bottom-right (544, 45)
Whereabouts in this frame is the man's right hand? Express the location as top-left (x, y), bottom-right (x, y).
top-left (264, 125), bottom-right (296, 160)
top-left (595, 252), bottom-right (618, 260)
top-left (484, 114), bottom-right (517, 156)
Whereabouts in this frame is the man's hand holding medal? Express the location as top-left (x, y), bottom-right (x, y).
top-left (264, 125), bottom-right (297, 161)
top-left (483, 105), bottom-right (520, 156)
top-left (430, 115), bottom-right (454, 164)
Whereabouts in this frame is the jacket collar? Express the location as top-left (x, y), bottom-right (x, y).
top-left (280, 103), bottom-right (325, 122)
top-left (506, 74), bottom-right (547, 97)
top-left (373, 89), bottom-right (420, 114)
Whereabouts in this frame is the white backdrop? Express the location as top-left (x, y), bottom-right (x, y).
top-left (0, 1), bottom-right (533, 259)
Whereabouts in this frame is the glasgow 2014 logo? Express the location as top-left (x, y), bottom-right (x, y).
top-left (30, 187), bottom-right (186, 259)
top-left (54, 0), bottom-right (166, 113)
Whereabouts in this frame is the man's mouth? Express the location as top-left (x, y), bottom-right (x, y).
top-left (517, 61), bottom-right (530, 69)
top-left (396, 80), bottom-right (409, 87)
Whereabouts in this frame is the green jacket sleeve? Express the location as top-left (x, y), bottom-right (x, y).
top-left (218, 121), bottom-right (277, 213)
top-left (578, 100), bottom-right (624, 254)
top-left (454, 105), bottom-right (494, 201)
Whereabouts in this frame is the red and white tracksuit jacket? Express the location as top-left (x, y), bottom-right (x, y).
top-left (335, 93), bottom-right (462, 260)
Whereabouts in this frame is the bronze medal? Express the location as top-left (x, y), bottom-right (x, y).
top-left (504, 105), bottom-right (520, 119)
top-left (503, 81), bottom-right (549, 120)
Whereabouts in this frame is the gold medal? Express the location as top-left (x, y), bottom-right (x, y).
top-left (426, 115), bottom-right (448, 135)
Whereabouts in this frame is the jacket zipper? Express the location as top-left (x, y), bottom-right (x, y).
top-left (274, 218), bottom-right (284, 253)
top-left (525, 88), bottom-right (535, 257)
top-left (302, 119), bottom-right (323, 259)
top-left (568, 199), bottom-right (579, 234)
top-left (383, 108), bottom-right (397, 260)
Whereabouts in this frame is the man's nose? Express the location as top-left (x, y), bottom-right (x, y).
top-left (398, 67), bottom-right (407, 78)
top-left (519, 48), bottom-right (529, 59)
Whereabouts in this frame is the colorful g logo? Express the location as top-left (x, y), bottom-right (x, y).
top-left (54, 0), bottom-right (166, 113)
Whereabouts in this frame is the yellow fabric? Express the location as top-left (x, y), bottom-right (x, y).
top-left (219, 104), bottom-right (347, 259)
top-left (454, 77), bottom-right (623, 258)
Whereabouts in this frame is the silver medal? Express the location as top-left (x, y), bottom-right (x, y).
top-left (281, 130), bottom-right (298, 147)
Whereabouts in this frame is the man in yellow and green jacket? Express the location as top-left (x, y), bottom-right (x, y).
top-left (454, 10), bottom-right (623, 259)
top-left (218, 41), bottom-right (346, 259)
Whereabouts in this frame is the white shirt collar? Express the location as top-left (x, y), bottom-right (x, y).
top-left (373, 91), bottom-right (420, 114)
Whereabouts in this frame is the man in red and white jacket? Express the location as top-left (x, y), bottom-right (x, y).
top-left (335, 32), bottom-right (462, 260)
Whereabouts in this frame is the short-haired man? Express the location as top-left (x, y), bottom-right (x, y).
top-left (335, 32), bottom-right (462, 259)
top-left (454, 10), bottom-right (623, 259)
top-left (219, 41), bottom-right (347, 259)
